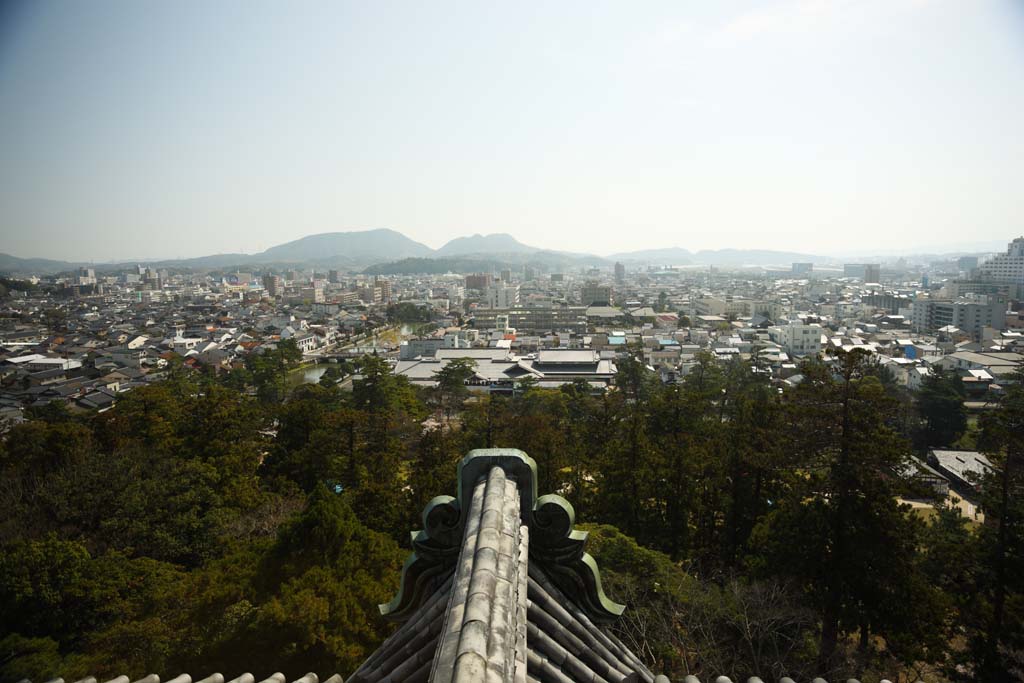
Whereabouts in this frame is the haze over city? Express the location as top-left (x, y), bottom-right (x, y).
top-left (2, 0), bottom-right (1023, 261)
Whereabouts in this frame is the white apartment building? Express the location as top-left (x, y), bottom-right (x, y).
top-left (293, 331), bottom-right (318, 354)
top-left (484, 285), bottom-right (520, 309)
top-left (170, 337), bottom-right (203, 353)
top-left (768, 320), bottom-right (824, 357)
top-left (978, 237), bottom-right (1024, 283)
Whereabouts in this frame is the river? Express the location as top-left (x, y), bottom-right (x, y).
top-left (286, 323), bottom-right (428, 387)
top-left (288, 365), bottom-right (329, 387)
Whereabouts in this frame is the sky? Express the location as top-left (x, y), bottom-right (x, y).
top-left (1, 0), bottom-right (1023, 262)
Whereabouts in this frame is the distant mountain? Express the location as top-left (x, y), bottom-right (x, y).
top-left (256, 229), bottom-right (433, 262)
top-left (0, 253), bottom-right (79, 274)
top-left (364, 249), bottom-right (610, 275)
top-left (608, 247), bottom-right (692, 264)
top-left (363, 257), bottom-right (509, 276)
top-left (436, 233), bottom-right (539, 257)
top-left (608, 247), bottom-right (832, 267)
top-left (6, 229), bottom-right (951, 276)
top-left (693, 248), bottom-right (829, 266)
top-left (146, 253), bottom-right (252, 269)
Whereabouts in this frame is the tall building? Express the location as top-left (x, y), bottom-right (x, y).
top-left (328, 269), bottom-right (341, 284)
top-left (843, 263), bottom-right (880, 282)
top-left (580, 281), bottom-right (613, 306)
top-left (614, 262), bottom-right (626, 283)
top-left (911, 295), bottom-right (1006, 340)
top-left (262, 274), bottom-right (282, 297)
top-left (143, 267), bottom-right (161, 290)
top-left (978, 237), bottom-right (1024, 283)
top-left (465, 273), bottom-right (493, 290)
top-left (77, 267), bottom-right (97, 285)
top-left (791, 262), bottom-right (813, 276)
top-left (500, 268), bottom-right (512, 283)
top-left (375, 277), bottom-right (393, 301)
top-left (958, 256), bottom-right (979, 272)
top-left (358, 285), bottom-right (382, 304)
top-left (484, 284), bottom-right (520, 309)
top-left (300, 285), bottom-right (325, 304)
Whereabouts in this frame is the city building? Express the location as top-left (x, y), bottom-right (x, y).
top-left (465, 273), bottom-right (493, 290)
top-left (374, 277), bottom-right (392, 301)
top-left (768, 320), bottom-right (824, 357)
top-left (958, 256), bottom-right (979, 271)
top-left (580, 281), bottom-right (613, 306)
top-left (791, 262), bottom-right (813, 276)
top-left (844, 263), bottom-right (881, 282)
top-left (978, 236), bottom-right (1024, 284)
top-left (358, 285), bottom-right (382, 304)
top-left (299, 285), bottom-right (325, 304)
top-left (393, 348), bottom-right (616, 392)
top-left (614, 261), bottom-right (626, 283)
top-left (483, 284), bottom-right (520, 309)
top-left (470, 305), bottom-right (588, 334)
top-left (911, 296), bottom-right (1006, 340)
top-left (262, 274), bottom-right (282, 297)
top-left (77, 267), bottom-right (97, 285)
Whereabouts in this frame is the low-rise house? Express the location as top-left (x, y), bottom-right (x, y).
top-left (928, 449), bottom-right (992, 495)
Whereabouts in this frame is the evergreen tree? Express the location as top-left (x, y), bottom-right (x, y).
top-left (751, 350), bottom-right (946, 674)
top-left (431, 358), bottom-right (477, 421)
top-left (970, 365), bottom-right (1024, 681)
top-left (916, 368), bottom-right (968, 450)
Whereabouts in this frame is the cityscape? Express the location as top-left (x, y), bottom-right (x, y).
top-left (2, 233), bottom-right (1023, 414)
top-left (2, 2), bottom-right (1024, 683)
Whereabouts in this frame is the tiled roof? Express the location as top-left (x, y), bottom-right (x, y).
top-left (26, 673), bottom-right (341, 683)
top-left (352, 449), bottom-right (649, 683)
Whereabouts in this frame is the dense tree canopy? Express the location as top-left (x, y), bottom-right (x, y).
top-left (1, 350), bottom-right (1020, 683)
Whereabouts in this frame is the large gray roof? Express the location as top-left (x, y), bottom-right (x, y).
top-left (929, 449), bottom-right (993, 487)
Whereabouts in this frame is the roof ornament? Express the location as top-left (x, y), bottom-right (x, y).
top-left (379, 448), bottom-right (624, 622)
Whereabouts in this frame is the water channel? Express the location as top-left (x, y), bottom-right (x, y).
top-left (286, 323), bottom-right (423, 387)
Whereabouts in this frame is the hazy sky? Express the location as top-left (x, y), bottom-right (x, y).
top-left (1, 0), bottom-right (1023, 261)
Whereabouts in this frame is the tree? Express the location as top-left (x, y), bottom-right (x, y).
top-left (916, 368), bottom-right (967, 450)
top-left (591, 349), bottom-right (657, 541)
top-left (970, 364), bottom-right (1024, 681)
top-left (318, 364), bottom-right (343, 388)
top-left (750, 350), bottom-right (947, 675)
top-left (349, 355), bottom-right (425, 538)
top-left (407, 426), bottom-right (462, 526)
top-left (245, 340), bottom-right (302, 404)
top-left (386, 302), bottom-right (432, 323)
top-left (432, 358), bottom-right (477, 421)
top-left (247, 487), bottom-right (405, 675)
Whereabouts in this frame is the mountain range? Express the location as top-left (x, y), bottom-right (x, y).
top-left (0, 228), bottom-right (998, 275)
top-left (0, 230), bottom-right (599, 274)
